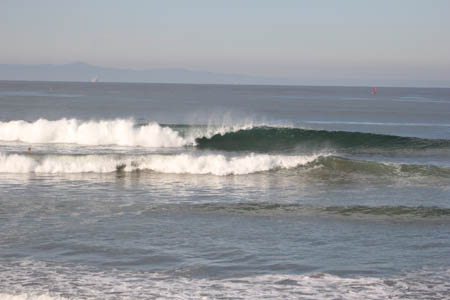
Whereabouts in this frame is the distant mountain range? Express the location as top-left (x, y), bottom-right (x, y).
top-left (0, 62), bottom-right (295, 85)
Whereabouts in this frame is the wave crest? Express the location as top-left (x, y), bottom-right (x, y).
top-left (0, 152), bottom-right (319, 175)
top-left (1, 152), bottom-right (448, 178)
top-left (0, 119), bottom-right (186, 147)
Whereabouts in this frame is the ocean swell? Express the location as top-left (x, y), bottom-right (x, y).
top-left (188, 203), bottom-right (450, 220)
top-left (196, 126), bottom-right (450, 152)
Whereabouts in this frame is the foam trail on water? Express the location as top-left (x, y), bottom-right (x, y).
top-left (0, 152), bottom-right (320, 175)
top-left (1, 259), bottom-right (449, 300)
top-left (0, 119), bottom-right (186, 147)
top-left (0, 294), bottom-right (66, 300)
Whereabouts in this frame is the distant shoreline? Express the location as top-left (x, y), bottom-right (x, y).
top-left (1, 62), bottom-right (449, 88)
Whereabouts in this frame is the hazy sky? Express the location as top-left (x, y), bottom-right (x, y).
top-left (2, 0), bottom-right (450, 85)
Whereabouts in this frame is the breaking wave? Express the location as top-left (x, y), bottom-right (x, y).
top-left (0, 118), bottom-right (258, 148)
top-left (1, 152), bottom-right (449, 177)
top-left (2, 120), bottom-right (449, 154)
top-left (0, 152), bottom-right (320, 175)
top-left (0, 119), bottom-right (187, 147)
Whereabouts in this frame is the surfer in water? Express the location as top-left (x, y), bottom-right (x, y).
top-left (25, 147), bottom-right (32, 153)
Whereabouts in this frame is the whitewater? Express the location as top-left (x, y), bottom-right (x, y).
top-left (1, 81), bottom-right (449, 299)
top-left (0, 119), bottom-right (188, 147)
top-left (0, 152), bottom-right (322, 175)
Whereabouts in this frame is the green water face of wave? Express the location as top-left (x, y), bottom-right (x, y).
top-left (195, 127), bottom-right (450, 152)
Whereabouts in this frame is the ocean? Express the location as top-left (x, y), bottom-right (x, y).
top-left (0, 81), bottom-right (449, 299)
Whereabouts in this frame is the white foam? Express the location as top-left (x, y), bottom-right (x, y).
top-left (0, 152), bottom-right (319, 175)
top-left (0, 118), bottom-right (296, 148)
top-left (0, 119), bottom-right (186, 147)
top-left (1, 260), bottom-right (449, 300)
top-left (139, 153), bottom-right (318, 175)
top-left (0, 294), bottom-right (67, 300)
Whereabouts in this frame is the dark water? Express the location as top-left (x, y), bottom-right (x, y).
top-left (0, 81), bottom-right (450, 299)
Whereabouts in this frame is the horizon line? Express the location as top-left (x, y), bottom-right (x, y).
top-left (2, 79), bottom-right (449, 89)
